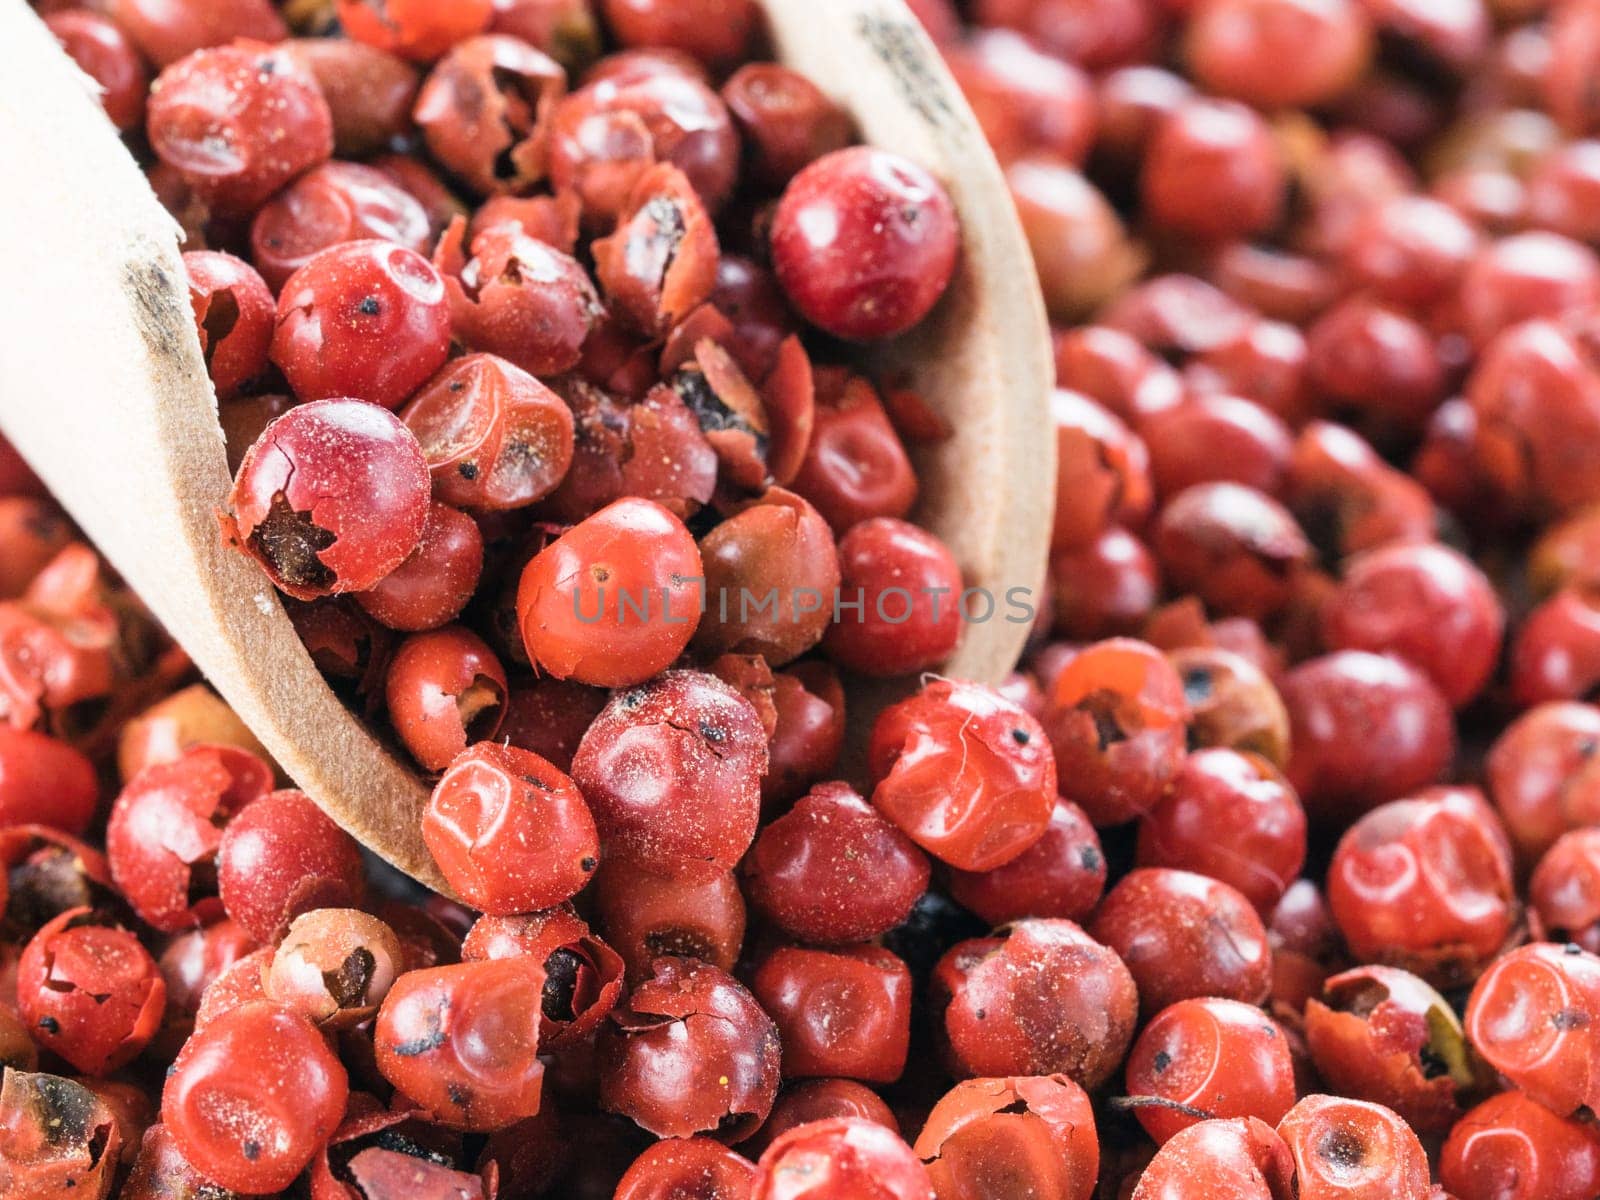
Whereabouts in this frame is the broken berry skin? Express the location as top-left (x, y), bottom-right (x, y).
top-left (16, 906), bottom-right (166, 1076)
top-left (599, 956), bottom-right (781, 1142)
top-left (181, 250), bottom-right (275, 400)
top-left (222, 398), bottom-right (431, 601)
top-left (914, 1074), bottom-right (1099, 1200)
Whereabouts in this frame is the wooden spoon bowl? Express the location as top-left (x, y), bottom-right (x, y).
top-left (0, 0), bottom-right (1053, 889)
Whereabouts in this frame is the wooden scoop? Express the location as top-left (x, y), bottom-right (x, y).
top-left (0, 0), bottom-right (1053, 889)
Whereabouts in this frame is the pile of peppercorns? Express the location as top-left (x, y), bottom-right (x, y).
top-left (10, 0), bottom-right (1600, 1196)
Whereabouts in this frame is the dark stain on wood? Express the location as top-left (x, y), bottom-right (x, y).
top-left (854, 11), bottom-right (953, 129)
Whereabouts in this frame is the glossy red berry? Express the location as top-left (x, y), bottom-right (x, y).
top-left (946, 798), bottom-right (1106, 925)
top-left (742, 780), bottom-right (929, 945)
top-left (1041, 638), bottom-right (1190, 826)
top-left (146, 41), bottom-right (333, 218)
top-left (770, 146), bottom-right (959, 341)
top-left (1130, 1117), bottom-right (1295, 1200)
top-left (1465, 942), bottom-right (1600, 1116)
top-left (868, 678), bottom-right (1056, 872)
top-left (0, 727), bottom-right (99, 834)
top-left (1440, 1091), bottom-right (1600, 1200)
top-left (571, 670), bottom-right (766, 872)
top-left (1277, 1094), bottom-right (1431, 1200)
top-left (107, 744), bottom-right (272, 932)
top-left (822, 518), bottom-right (964, 677)
top-left (162, 1000), bottom-right (348, 1193)
top-left (376, 957), bottom-right (545, 1130)
top-left (384, 625), bottom-right (508, 771)
top-left (423, 742), bottom-right (598, 914)
top-left (614, 1136), bottom-right (758, 1200)
top-left (934, 919), bottom-right (1138, 1089)
top-left (753, 1118), bottom-right (933, 1200)
top-left (182, 250), bottom-right (274, 400)
top-left (1137, 748), bottom-right (1307, 914)
top-left (753, 943), bottom-right (911, 1083)
top-left (1124, 998), bottom-right (1297, 1146)
top-left (517, 497), bottom-right (703, 688)
top-left (600, 957), bottom-right (781, 1141)
top-left (270, 240), bottom-right (451, 410)
top-left (915, 1074), bottom-right (1098, 1200)
top-left (1328, 787), bottom-right (1515, 988)
top-left (215, 788), bottom-right (366, 942)
top-left (223, 397), bottom-right (431, 600)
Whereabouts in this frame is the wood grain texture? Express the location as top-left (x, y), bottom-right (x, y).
top-left (0, 0), bottom-right (1052, 884)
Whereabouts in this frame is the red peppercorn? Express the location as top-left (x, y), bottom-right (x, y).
top-left (1511, 588), bottom-right (1600, 706)
top-left (461, 904), bottom-right (625, 1046)
top-left (1461, 232), bottom-right (1600, 348)
top-left (1185, 0), bottom-right (1373, 109)
top-left (434, 221), bottom-right (602, 378)
top-left (266, 908), bottom-right (403, 1029)
top-left (46, 11), bottom-right (150, 131)
top-left (1280, 651), bottom-right (1456, 822)
top-left (753, 1118), bottom-right (934, 1200)
top-left (603, 0), bottom-right (756, 69)
top-left (16, 908), bottom-right (164, 1076)
top-left (284, 39), bottom-right (422, 159)
top-left (694, 488), bottom-right (841, 665)
top-left (823, 518), bottom-right (964, 677)
top-left (374, 957), bottom-right (546, 1130)
top-left (594, 858), bottom-right (746, 982)
top-left (742, 780), bottom-right (929, 944)
top-left (336, 0), bottom-right (493, 62)
top-left (1277, 1096), bottom-right (1428, 1200)
top-left (1041, 637), bottom-right (1190, 826)
top-left (1440, 1091), bottom-right (1600, 1200)
top-left (413, 35), bottom-right (564, 197)
top-left (868, 678), bottom-right (1056, 871)
top-left (107, 743), bottom-right (272, 932)
top-left (614, 1136), bottom-right (758, 1200)
top-left (162, 1000), bottom-right (348, 1193)
top-left (224, 397), bottom-right (431, 600)
top-left (1341, 194), bottom-right (1480, 308)
top-left (385, 625), bottom-right (508, 771)
top-left (722, 62), bottom-right (854, 187)
top-left (1136, 748), bottom-right (1307, 914)
top-left (752, 944), bottom-right (912, 1083)
top-left (270, 239), bottom-right (451, 410)
top-left (1142, 98), bottom-right (1286, 242)
top-left (600, 956), bottom-right (780, 1141)
top-left (1320, 542), bottom-right (1504, 708)
top-left (355, 502), bottom-right (484, 632)
top-left (1530, 827), bottom-right (1600, 950)
top-left (770, 146), bottom-right (959, 341)
top-left (750, 1080), bottom-right (899, 1157)
top-left (0, 1070), bottom-right (123, 1199)
top-left (572, 670), bottom-right (765, 871)
top-left (1130, 1117), bottom-right (1295, 1200)
top-left (249, 160), bottom-right (432, 291)
top-left (946, 798), bottom-right (1106, 925)
top-left (915, 1074), bottom-right (1099, 1200)
top-left (182, 250), bottom-right (275, 401)
top-left (1465, 941), bottom-right (1600, 1116)
top-left (517, 497), bottom-right (703, 688)
top-left (1125, 997), bottom-right (1297, 1146)
top-left (146, 41), bottom-right (333, 219)
top-left (947, 29), bottom-right (1095, 167)
top-left (1093, 867), bottom-right (1273, 1016)
top-left (215, 788), bottom-right (366, 942)
top-left (763, 661), bottom-right (847, 808)
top-left (1328, 787), bottom-right (1515, 988)
top-left (1304, 965), bottom-right (1479, 1134)
top-left (933, 919), bottom-right (1138, 1089)
top-left (1155, 482), bottom-right (1311, 621)
top-left (1486, 702), bottom-right (1600, 864)
top-left (791, 370), bottom-right (919, 534)
top-left (549, 67), bottom-right (739, 224)
top-left (423, 742), bottom-right (598, 914)
top-left (0, 726), bottom-right (99, 834)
